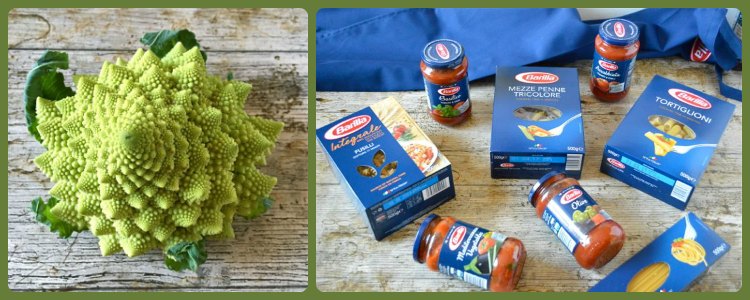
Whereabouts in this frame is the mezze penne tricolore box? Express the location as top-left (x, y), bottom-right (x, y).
top-left (491, 67), bottom-right (586, 179)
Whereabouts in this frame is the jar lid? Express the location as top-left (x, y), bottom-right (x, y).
top-left (599, 19), bottom-right (640, 46)
top-left (412, 213), bottom-right (439, 262)
top-left (528, 170), bottom-right (565, 206)
top-left (422, 39), bottom-right (465, 69)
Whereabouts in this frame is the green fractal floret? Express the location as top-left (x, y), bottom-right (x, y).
top-left (33, 42), bottom-right (284, 257)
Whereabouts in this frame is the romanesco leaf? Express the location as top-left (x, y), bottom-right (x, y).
top-left (24, 51), bottom-right (75, 142)
top-left (165, 240), bottom-right (207, 272)
top-left (242, 197), bottom-right (274, 220)
top-left (140, 29), bottom-right (207, 62)
top-left (31, 196), bottom-right (81, 238)
top-left (263, 197), bottom-right (274, 211)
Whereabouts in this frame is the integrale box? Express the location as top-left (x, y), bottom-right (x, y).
top-left (600, 75), bottom-right (735, 210)
top-left (590, 212), bottom-right (730, 292)
top-left (316, 97), bottom-right (455, 240)
top-left (490, 67), bottom-right (586, 179)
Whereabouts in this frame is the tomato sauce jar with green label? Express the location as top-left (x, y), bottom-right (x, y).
top-left (590, 19), bottom-right (640, 102)
top-left (413, 214), bottom-right (526, 291)
top-left (529, 171), bottom-right (625, 269)
top-left (421, 39), bottom-right (472, 125)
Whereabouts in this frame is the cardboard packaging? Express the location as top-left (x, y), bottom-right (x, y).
top-left (600, 75), bottom-right (735, 210)
top-left (316, 97), bottom-right (455, 240)
top-left (491, 67), bottom-right (586, 179)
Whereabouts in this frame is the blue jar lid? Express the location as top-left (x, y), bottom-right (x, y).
top-left (528, 171), bottom-right (565, 205)
top-left (422, 39), bottom-right (465, 69)
top-left (412, 213), bottom-right (439, 262)
top-left (599, 19), bottom-right (639, 46)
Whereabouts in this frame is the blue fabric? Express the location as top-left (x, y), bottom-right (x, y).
top-left (317, 8), bottom-right (741, 100)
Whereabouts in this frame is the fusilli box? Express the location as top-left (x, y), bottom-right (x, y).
top-left (316, 97), bottom-right (455, 240)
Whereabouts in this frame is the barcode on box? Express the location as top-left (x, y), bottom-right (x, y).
top-left (566, 154), bottom-right (583, 171)
top-left (671, 180), bottom-right (693, 203)
top-left (557, 228), bottom-right (577, 253)
top-left (462, 272), bottom-right (488, 289)
top-left (422, 177), bottom-right (450, 200)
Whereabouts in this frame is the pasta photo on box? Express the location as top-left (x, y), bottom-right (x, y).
top-left (590, 212), bottom-right (730, 292)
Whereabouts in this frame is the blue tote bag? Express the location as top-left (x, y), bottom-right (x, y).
top-left (316, 8), bottom-right (741, 100)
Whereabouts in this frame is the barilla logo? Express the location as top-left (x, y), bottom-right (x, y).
top-left (324, 115), bottom-right (372, 140)
top-left (668, 88), bottom-right (712, 109)
top-left (448, 226), bottom-right (467, 251)
top-left (438, 86), bottom-right (461, 96)
top-left (436, 43), bottom-right (450, 59)
top-left (561, 188), bottom-right (583, 205)
top-left (690, 38), bottom-right (712, 62)
top-left (500, 163), bottom-right (514, 168)
top-left (614, 22), bottom-right (626, 37)
top-left (607, 158), bottom-right (625, 169)
top-left (598, 60), bottom-right (618, 71)
top-left (515, 72), bottom-right (559, 84)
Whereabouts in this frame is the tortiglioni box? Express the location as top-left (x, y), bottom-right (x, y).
top-left (600, 75), bottom-right (735, 210)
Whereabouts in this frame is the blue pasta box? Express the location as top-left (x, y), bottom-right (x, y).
top-left (590, 212), bottom-right (730, 292)
top-left (316, 97), bottom-right (455, 240)
top-left (600, 75), bottom-right (735, 210)
top-left (490, 67), bottom-right (585, 179)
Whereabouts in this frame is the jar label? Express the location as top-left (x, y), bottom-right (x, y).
top-left (591, 52), bottom-right (637, 94)
top-left (437, 221), bottom-right (507, 290)
top-left (424, 77), bottom-right (471, 119)
top-left (542, 185), bottom-right (612, 254)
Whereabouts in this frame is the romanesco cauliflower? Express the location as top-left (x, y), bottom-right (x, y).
top-left (33, 42), bottom-right (283, 258)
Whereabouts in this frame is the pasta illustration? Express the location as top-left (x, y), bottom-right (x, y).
top-left (648, 115), bottom-right (696, 140)
top-left (357, 165), bottom-right (377, 178)
top-left (644, 132), bottom-right (677, 156)
top-left (671, 238), bottom-right (708, 266)
top-left (403, 142), bottom-right (437, 172)
top-left (518, 125), bottom-right (553, 141)
top-left (518, 125), bottom-right (535, 141)
top-left (380, 161), bottom-right (398, 178)
top-left (626, 262), bottom-right (670, 292)
top-left (369, 97), bottom-right (446, 177)
top-left (514, 106), bottom-right (562, 121)
top-left (373, 150), bottom-right (386, 167)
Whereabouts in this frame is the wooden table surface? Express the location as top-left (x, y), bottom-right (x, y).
top-left (315, 57), bottom-right (742, 292)
top-left (8, 8), bottom-right (308, 291)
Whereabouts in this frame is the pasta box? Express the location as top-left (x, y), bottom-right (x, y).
top-left (316, 97), bottom-right (455, 240)
top-left (600, 75), bottom-right (735, 210)
top-left (590, 212), bottom-right (730, 292)
top-left (490, 66), bottom-right (586, 179)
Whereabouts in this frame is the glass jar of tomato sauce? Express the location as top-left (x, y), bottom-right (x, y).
top-left (590, 19), bottom-right (640, 102)
top-left (529, 171), bottom-right (625, 269)
top-left (413, 214), bottom-right (526, 291)
top-left (421, 39), bottom-right (472, 125)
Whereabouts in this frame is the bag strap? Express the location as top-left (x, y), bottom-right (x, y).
top-left (715, 64), bottom-right (742, 101)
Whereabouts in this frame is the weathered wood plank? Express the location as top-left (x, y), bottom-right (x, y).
top-left (8, 8), bottom-right (308, 52)
top-left (8, 8), bottom-right (308, 292)
top-left (315, 57), bottom-right (741, 292)
top-left (8, 50), bottom-right (308, 132)
top-left (9, 190), bottom-right (307, 292)
top-left (315, 185), bottom-right (741, 292)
